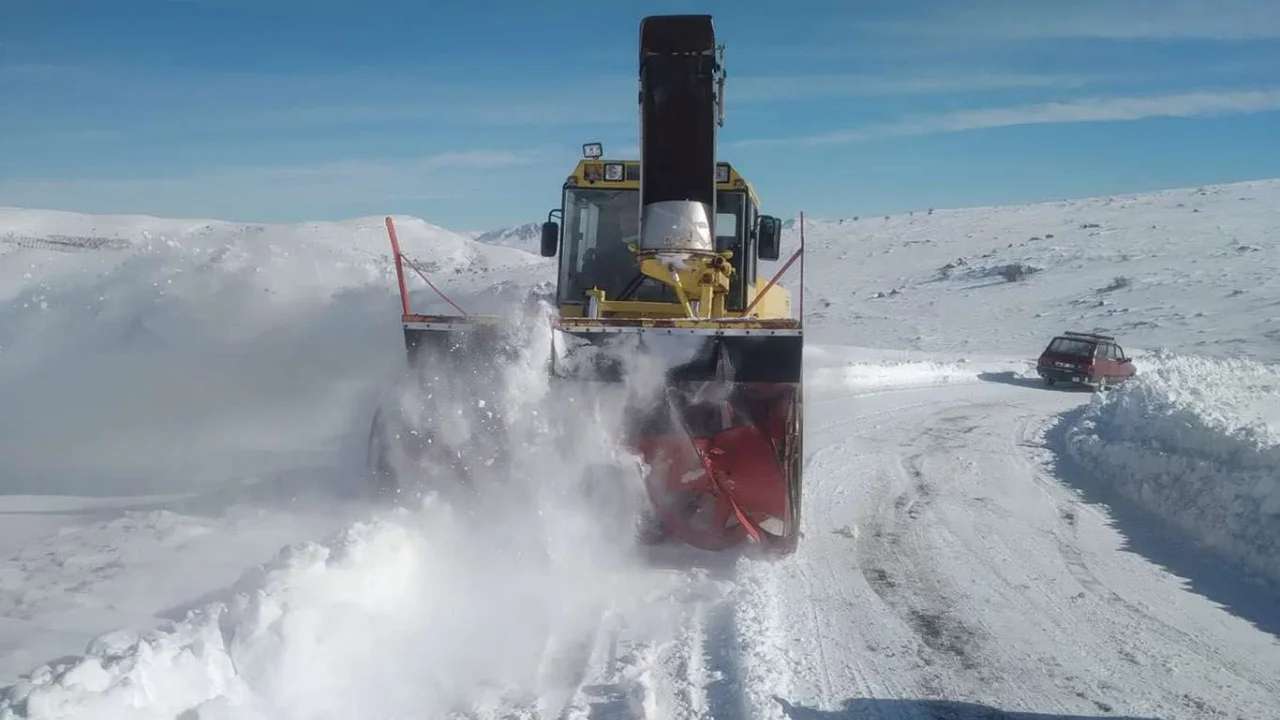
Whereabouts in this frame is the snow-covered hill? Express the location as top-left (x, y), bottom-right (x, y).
top-left (784, 178), bottom-right (1280, 363)
top-left (1, 178), bottom-right (1279, 719)
top-left (471, 222), bottom-right (544, 255)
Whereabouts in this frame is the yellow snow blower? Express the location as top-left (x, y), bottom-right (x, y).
top-left (373, 14), bottom-right (806, 555)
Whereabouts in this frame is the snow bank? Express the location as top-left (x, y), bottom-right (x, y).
top-left (804, 345), bottom-right (1018, 393)
top-left (0, 505), bottom-right (711, 720)
top-left (1063, 351), bottom-right (1280, 584)
top-left (810, 360), bottom-right (977, 392)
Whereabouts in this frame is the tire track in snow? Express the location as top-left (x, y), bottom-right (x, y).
top-left (616, 587), bottom-right (742, 720)
top-left (846, 397), bottom-right (1160, 716)
top-left (699, 593), bottom-right (749, 719)
top-left (856, 447), bottom-right (991, 699)
top-left (781, 420), bottom-right (927, 716)
top-left (548, 556), bottom-right (782, 720)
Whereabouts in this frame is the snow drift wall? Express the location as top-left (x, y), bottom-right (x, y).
top-left (1063, 352), bottom-right (1280, 584)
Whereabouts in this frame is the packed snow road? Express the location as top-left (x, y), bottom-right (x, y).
top-left (435, 364), bottom-right (1280, 719)
top-left (3, 361), bottom-right (1280, 720)
top-left (764, 372), bottom-right (1280, 720)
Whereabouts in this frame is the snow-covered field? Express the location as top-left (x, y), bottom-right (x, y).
top-left (2, 177), bottom-right (1279, 719)
top-left (788, 179), bottom-right (1280, 363)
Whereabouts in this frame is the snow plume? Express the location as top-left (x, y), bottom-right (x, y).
top-left (1064, 352), bottom-right (1280, 585)
top-left (372, 295), bottom-right (670, 560)
top-left (1, 295), bottom-right (712, 719)
top-left (309, 295), bottom-right (692, 716)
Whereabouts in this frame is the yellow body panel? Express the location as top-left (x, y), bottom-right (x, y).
top-left (747, 278), bottom-right (791, 318)
top-left (556, 157), bottom-right (794, 325)
top-left (566, 159), bottom-right (762, 209)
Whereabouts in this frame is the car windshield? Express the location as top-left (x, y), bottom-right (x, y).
top-left (1046, 337), bottom-right (1095, 357)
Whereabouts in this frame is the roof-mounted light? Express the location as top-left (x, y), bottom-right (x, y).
top-left (715, 163), bottom-right (730, 183)
top-left (604, 163), bottom-right (624, 181)
top-left (583, 142), bottom-right (603, 159)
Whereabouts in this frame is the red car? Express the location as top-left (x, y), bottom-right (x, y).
top-left (1035, 331), bottom-right (1136, 390)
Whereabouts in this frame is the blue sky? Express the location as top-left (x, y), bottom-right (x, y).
top-left (2, 0), bottom-right (1279, 230)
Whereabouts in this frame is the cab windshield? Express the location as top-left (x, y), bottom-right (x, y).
top-left (557, 188), bottom-right (748, 307)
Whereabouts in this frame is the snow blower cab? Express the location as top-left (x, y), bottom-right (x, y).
top-left (375, 14), bottom-right (805, 556)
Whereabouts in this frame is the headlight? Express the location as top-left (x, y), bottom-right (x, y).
top-left (583, 142), bottom-right (603, 159)
top-left (604, 163), bottom-right (624, 181)
top-left (715, 163), bottom-right (729, 183)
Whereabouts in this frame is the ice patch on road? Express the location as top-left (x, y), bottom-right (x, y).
top-left (1064, 351), bottom-right (1280, 584)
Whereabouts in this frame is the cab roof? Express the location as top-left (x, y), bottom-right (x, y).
top-left (563, 158), bottom-right (761, 207)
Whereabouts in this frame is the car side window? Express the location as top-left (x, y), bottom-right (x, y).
top-left (1114, 344), bottom-right (1126, 361)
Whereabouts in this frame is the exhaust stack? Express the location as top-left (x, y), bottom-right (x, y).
top-left (637, 15), bottom-right (723, 258)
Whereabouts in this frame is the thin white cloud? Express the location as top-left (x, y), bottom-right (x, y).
top-left (872, 0), bottom-right (1280, 40)
top-left (732, 88), bottom-right (1280, 148)
top-left (263, 74), bottom-right (1091, 129)
top-left (728, 72), bottom-right (1095, 103)
top-left (0, 148), bottom-right (549, 221)
top-left (244, 96), bottom-right (634, 130)
top-left (242, 149), bottom-right (543, 182)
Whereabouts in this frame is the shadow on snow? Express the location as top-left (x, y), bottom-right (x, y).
top-left (775, 696), bottom-right (1158, 719)
top-left (976, 370), bottom-right (1096, 393)
top-left (1038, 404), bottom-right (1280, 639)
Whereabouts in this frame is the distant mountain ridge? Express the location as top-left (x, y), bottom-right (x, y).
top-left (471, 222), bottom-right (543, 254)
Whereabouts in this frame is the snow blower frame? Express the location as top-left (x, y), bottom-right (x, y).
top-left (379, 14), bottom-right (806, 556)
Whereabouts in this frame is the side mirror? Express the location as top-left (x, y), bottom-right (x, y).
top-left (540, 221), bottom-right (559, 257)
top-left (757, 215), bottom-right (781, 261)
